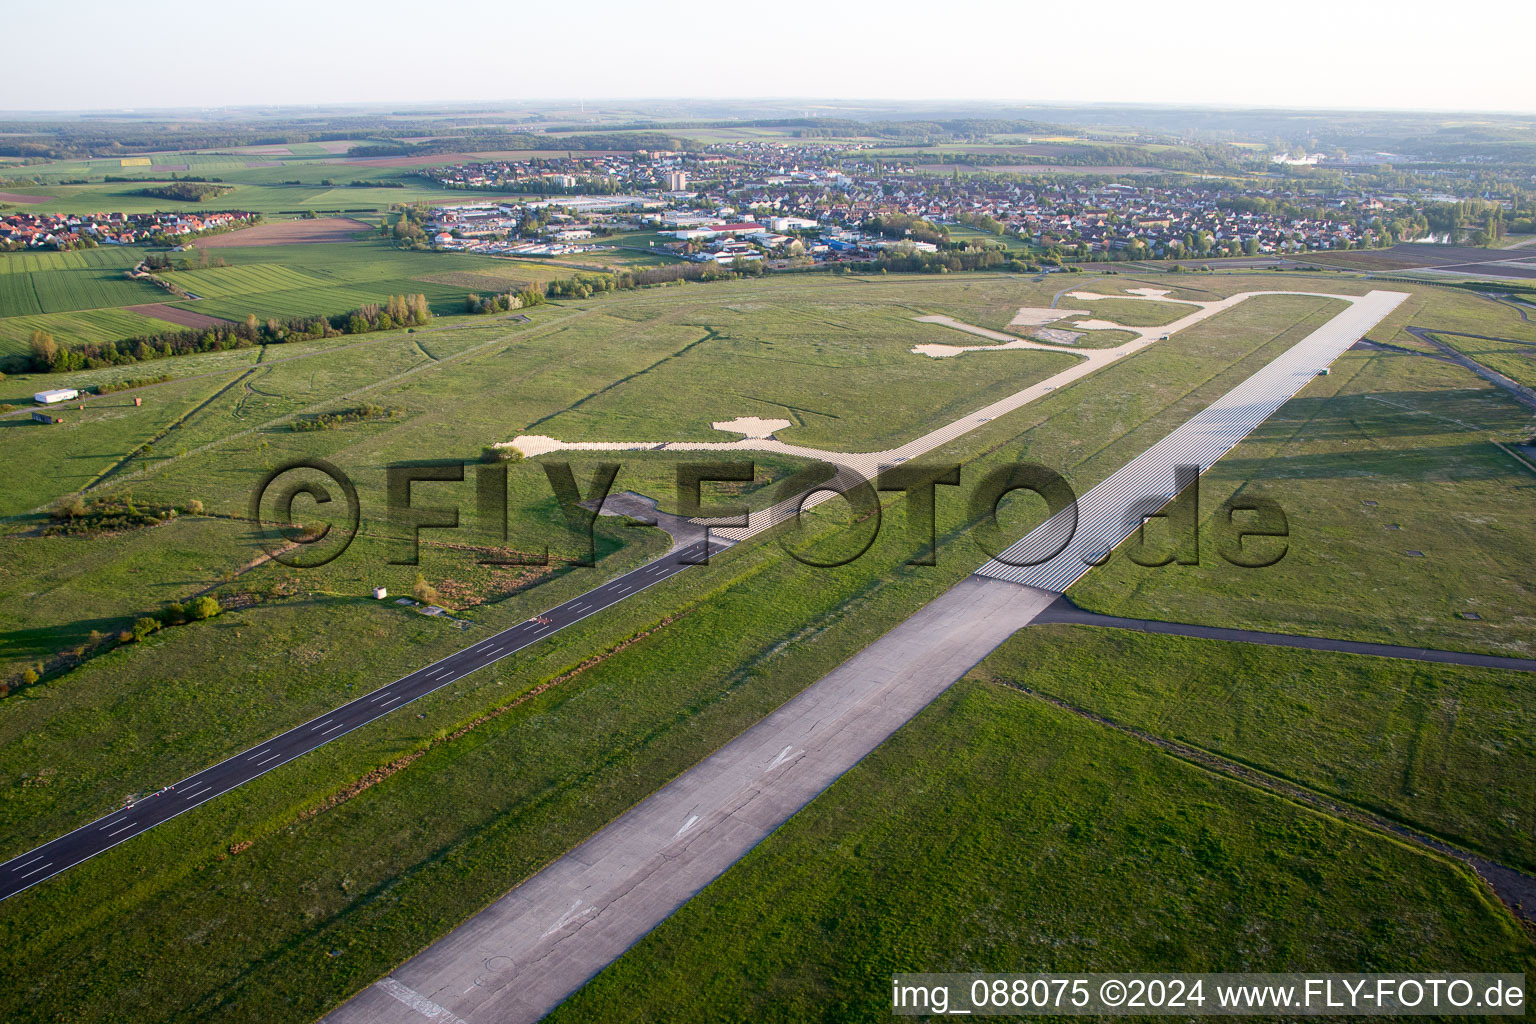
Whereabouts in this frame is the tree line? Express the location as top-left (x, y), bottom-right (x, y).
top-left (27, 294), bottom-right (432, 373)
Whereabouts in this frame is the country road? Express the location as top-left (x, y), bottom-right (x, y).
top-left (0, 535), bottom-right (728, 902)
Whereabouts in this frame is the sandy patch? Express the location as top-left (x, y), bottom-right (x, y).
top-left (1032, 328), bottom-right (1084, 345)
top-left (125, 303), bottom-right (233, 329)
top-left (198, 217), bottom-right (371, 248)
top-left (1009, 305), bottom-right (1086, 326)
top-left (0, 191), bottom-right (51, 205)
top-left (1070, 318), bottom-right (1131, 331)
top-left (712, 416), bottom-right (791, 438)
top-left (1069, 289), bottom-right (1201, 306)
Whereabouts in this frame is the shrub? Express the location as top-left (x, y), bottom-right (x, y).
top-left (412, 575), bottom-right (440, 605)
top-left (185, 499), bottom-right (204, 515)
top-left (21, 668), bottom-right (39, 686)
top-left (131, 617), bottom-right (161, 642)
top-left (481, 445), bottom-right (523, 463)
top-left (190, 596), bottom-right (221, 620)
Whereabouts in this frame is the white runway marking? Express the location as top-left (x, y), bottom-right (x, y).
top-left (675, 814), bottom-right (700, 838)
top-left (97, 817), bottom-right (129, 831)
top-left (373, 977), bottom-right (469, 1024)
top-left (766, 745), bottom-right (800, 771)
top-left (105, 823), bottom-right (136, 837)
top-left (541, 899), bottom-right (595, 938)
top-left (246, 748), bottom-right (272, 761)
top-left (183, 785), bottom-right (212, 800)
top-left (17, 861), bottom-right (52, 879)
top-left (254, 753), bottom-right (282, 766)
top-left (319, 722), bottom-right (345, 735)
top-left (9, 854), bottom-right (45, 871)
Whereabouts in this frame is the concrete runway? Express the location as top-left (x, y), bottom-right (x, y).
top-left (325, 291), bottom-right (1417, 1024)
top-left (323, 577), bottom-right (1057, 1024)
top-left (0, 534), bottom-right (728, 903)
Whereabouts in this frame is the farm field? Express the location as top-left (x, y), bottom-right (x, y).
top-left (550, 678), bottom-right (1533, 1023)
top-left (0, 308), bottom-right (188, 353)
top-left (0, 239), bottom-right (585, 361)
top-left (197, 217), bottom-right (372, 247)
top-left (0, 270), bottom-right (1532, 1023)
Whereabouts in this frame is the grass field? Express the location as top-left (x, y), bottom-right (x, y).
top-left (1068, 331), bottom-right (1536, 656)
top-left (551, 679), bottom-right (1533, 1022)
top-left (0, 269), bottom-right (1531, 1022)
top-left (971, 625), bottom-right (1536, 871)
top-left (1072, 296), bottom-right (1197, 326)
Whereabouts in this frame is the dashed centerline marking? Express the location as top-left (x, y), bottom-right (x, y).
top-left (17, 862), bottom-right (52, 879)
top-left (254, 753), bottom-right (282, 767)
top-left (9, 855), bottom-right (45, 872)
top-left (105, 823), bottom-right (136, 837)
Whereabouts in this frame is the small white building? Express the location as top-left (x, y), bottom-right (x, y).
top-left (34, 388), bottom-right (78, 405)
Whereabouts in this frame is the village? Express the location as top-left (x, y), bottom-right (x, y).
top-left (0, 209), bottom-right (258, 250)
top-left (415, 143), bottom-right (1452, 265)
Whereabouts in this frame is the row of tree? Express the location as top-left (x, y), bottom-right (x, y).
top-left (28, 294), bottom-right (432, 373)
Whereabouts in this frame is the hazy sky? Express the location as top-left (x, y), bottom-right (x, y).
top-left (4, 0), bottom-right (1533, 114)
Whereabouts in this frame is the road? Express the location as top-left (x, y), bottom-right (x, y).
top-left (0, 535), bottom-right (728, 902)
top-left (1034, 596), bottom-right (1536, 672)
top-left (1398, 325), bottom-right (1536, 413)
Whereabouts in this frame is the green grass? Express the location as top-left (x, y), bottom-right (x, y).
top-left (0, 261), bottom-right (165, 319)
top-left (0, 271), bottom-right (1532, 1022)
top-left (551, 679), bottom-right (1533, 1023)
top-left (1073, 296), bottom-right (1196, 326)
top-left (1067, 335), bottom-right (1536, 657)
top-left (0, 180), bottom-right (469, 216)
top-left (971, 624), bottom-right (1536, 871)
top-left (165, 263), bottom-right (332, 299)
top-left (0, 309), bottom-right (189, 358)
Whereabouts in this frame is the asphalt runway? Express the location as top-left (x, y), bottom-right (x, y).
top-left (0, 535), bottom-right (728, 902)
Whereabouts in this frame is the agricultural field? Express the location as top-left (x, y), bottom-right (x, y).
top-left (0, 238), bottom-right (585, 361)
top-left (0, 268), bottom-right (1531, 1022)
top-left (0, 308), bottom-right (189, 352)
